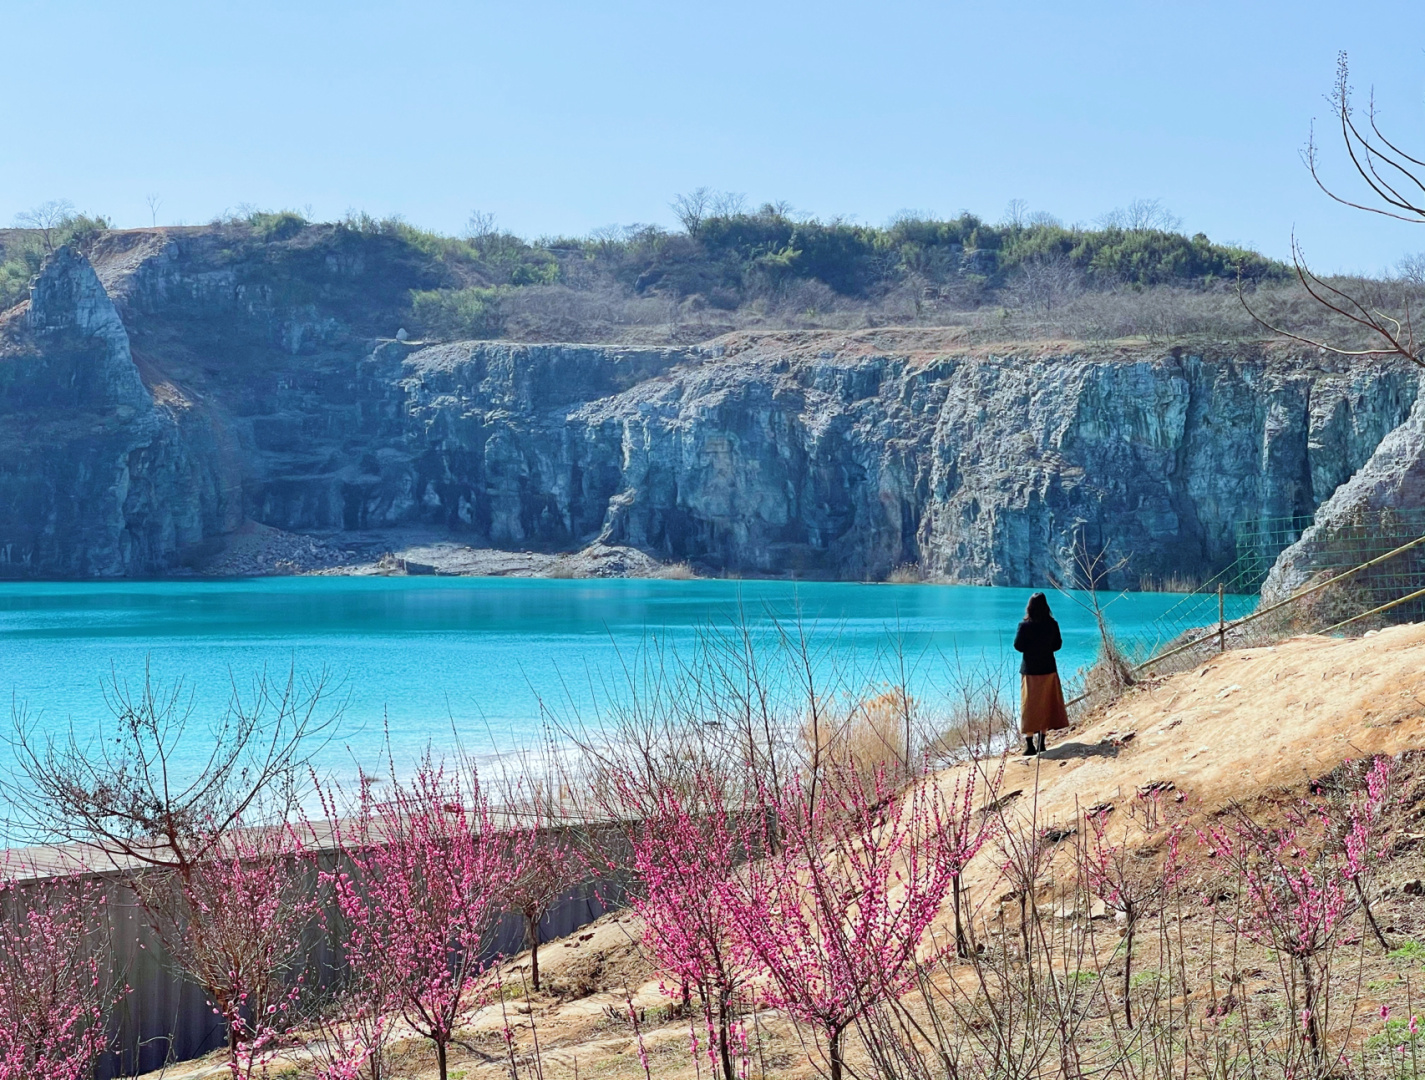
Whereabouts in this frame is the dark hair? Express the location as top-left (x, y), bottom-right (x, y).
top-left (1025, 592), bottom-right (1052, 622)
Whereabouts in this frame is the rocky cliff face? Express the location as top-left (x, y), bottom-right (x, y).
top-left (0, 246), bottom-right (238, 576)
top-left (1, 232), bottom-right (1419, 584)
top-left (1265, 383), bottom-right (1425, 598)
top-left (389, 342), bottom-right (1418, 584)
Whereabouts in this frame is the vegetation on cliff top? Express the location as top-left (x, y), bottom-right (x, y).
top-left (0, 200), bottom-right (110, 313)
top-left (308, 199), bottom-right (1295, 345)
top-left (0, 195), bottom-right (1281, 322)
top-left (2, 193), bottom-right (1418, 353)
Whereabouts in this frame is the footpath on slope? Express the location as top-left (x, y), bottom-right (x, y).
top-left (978, 621), bottom-right (1425, 834)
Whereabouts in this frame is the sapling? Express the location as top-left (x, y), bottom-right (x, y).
top-left (1082, 790), bottom-right (1185, 1029)
top-left (628, 770), bottom-right (757, 1080)
top-left (726, 761), bottom-right (964, 1080)
top-left (341, 762), bottom-right (518, 1080)
top-left (1333, 755), bottom-right (1395, 951)
top-left (503, 821), bottom-right (580, 993)
top-left (941, 761), bottom-right (1001, 959)
top-left (140, 822), bottom-right (321, 1077)
top-left (0, 873), bottom-right (123, 1080)
top-left (1203, 806), bottom-right (1350, 1068)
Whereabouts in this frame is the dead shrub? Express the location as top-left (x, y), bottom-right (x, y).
top-left (802, 689), bottom-right (912, 792)
top-left (885, 563), bottom-right (926, 584)
top-left (653, 561), bottom-right (697, 580)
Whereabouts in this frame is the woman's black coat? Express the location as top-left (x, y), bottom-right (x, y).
top-left (1013, 618), bottom-right (1062, 676)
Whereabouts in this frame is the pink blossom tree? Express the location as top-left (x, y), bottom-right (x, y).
top-left (140, 823), bottom-right (323, 1078)
top-left (726, 763), bottom-right (967, 1080)
top-left (1202, 806), bottom-right (1350, 1067)
top-left (1082, 790), bottom-right (1186, 1029)
top-left (1333, 755), bottom-right (1395, 950)
top-left (0, 873), bottom-right (123, 1080)
top-left (939, 763), bottom-right (1000, 958)
top-left (311, 861), bottom-right (401, 1080)
top-left (339, 763), bottom-right (518, 1080)
top-left (627, 770), bottom-right (759, 1080)
top-left (502, 821), bottom-right (581, 993)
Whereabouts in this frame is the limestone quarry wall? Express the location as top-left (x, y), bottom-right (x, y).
top-left (2, 241), bottom-right (1419, 586)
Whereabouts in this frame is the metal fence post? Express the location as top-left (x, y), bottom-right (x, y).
top-left (1218, 583), bottom-right (1225, 653)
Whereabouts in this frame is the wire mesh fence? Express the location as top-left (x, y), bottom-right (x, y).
top-left (1069, 508), bottom-right (1425, 717)
top-left (1125, 515), bottom-right (1316, 660)
top-left (1229, 515), bottom-right (1319, 590)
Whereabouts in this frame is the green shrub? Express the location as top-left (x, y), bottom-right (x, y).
top-left (506, 253), bottom-right (559, 286)
top-left (997, 224), bottom-right (1283, 287)
top-left (0, 213), bottom-right (111, 310)
top-left (338, 212), bottom-right (561, 288)
top-left (342, 213), bottom-right (460, 259)
top-left (47, 214), bottom-right (110, 249)
top-left (247, 210), bottom-right (308, 241)
top-left (0, 246), bottom-right (42, 311)
top-left (584, 205), bottom-right (1287, 301)
top-left (408, 286), bottom-right (504, 340)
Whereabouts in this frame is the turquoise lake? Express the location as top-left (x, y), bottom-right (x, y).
top-left (0, 577), bottom-right (1254, 786)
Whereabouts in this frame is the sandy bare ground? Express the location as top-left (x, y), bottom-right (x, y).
top-left (990, 622), bottom-right (1425, 829)
top-left (189, 520), bottom-right (693, 579)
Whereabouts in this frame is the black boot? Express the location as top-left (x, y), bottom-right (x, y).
top-left (1024, 736), bottom-right (1037, 756)
top-left (1035, 732), bottom-right (1047, 755)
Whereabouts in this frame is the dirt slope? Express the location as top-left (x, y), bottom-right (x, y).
top-left (986, 622), bottom-right (1425, 830)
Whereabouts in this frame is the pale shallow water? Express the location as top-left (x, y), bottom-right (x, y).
top-left (0, 577), bottom-right (1253, 788)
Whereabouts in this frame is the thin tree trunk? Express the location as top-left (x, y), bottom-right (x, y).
top-left (1355, 875), bottom-right (1391, 950)
top-left (828, 1026), bottom-right (843, 1080)
top-left (1019, 893), bottom-right (1032, 973)
top-left (718, 991), bottom-right (735, 1080)
top-left (1299, 955), bottom-right (1322, 1066)
top-left (1123, 918), bottom-right (1135, 1030)
top-left (953, 875), bottom-right (968, 958)
top-left (436, 1037), bottom-right (449, 1080)
top-left (527, 911), bottom-right (542, 991)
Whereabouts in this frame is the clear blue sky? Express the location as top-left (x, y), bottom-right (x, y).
top-left (4, 0), bottom-right (1425, 273)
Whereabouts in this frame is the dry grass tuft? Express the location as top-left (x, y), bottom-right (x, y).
top-left (653, 561), bottom-right (697, 580)
top-left (1068, 630), bottom-right (1138, 720)
top-left (885, 563), bottom-right (926, 584)
top-left (803, 689), bottom-right (912, 785)
top-left (1137, 571), bottom-right (1200, 593)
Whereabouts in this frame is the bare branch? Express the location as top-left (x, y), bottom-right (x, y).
top-left (2, 663), bottom-right (345, 872)
top-left (1237, 234), bottom-right (1425, 368)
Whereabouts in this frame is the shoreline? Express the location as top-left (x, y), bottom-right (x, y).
top-left (0, 520), bottom-right (1222, 594)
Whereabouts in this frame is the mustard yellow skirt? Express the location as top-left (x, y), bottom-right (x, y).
top-left (1020, 673), bottom-right (1069, 735)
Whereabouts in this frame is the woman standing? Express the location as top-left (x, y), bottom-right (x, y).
top-left (1014, 592), bottom-right (1069, 756)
